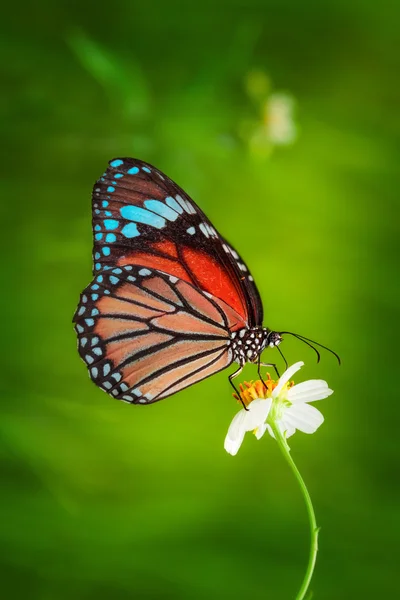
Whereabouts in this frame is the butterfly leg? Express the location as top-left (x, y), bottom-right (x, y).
top-left (258, 361), bottom-right (280, 380)
top-left (228, 365), bottom-right (249, 411)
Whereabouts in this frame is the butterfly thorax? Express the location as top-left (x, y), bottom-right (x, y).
top-left (230, 327), bottom-right (281, 366)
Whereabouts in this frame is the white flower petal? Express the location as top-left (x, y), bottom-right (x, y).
top-left (226, 409), bottom-right (247, 440)
top-left (272, 362), bottom-right (304, 397)
top-left (224, 430), bottom-right (245, 455)
top-left (244, 398), bottom-right (272, 431)
top-left (287, 380), bottom-right (333, 404)
top-left (266, 423), bottom-right (275, 439)
top-left (224, 399), bottom-right (271, 455)
top-left (275, 418), bottom-right (295, 438)
top-left (284, 425), bottom-right (296, 438)
top-left (269, 418), bottom-right (296, 439)
top-left (284, 403), bottom-right (324, 434)
top-left (255, 422), bottom-right (268, 440)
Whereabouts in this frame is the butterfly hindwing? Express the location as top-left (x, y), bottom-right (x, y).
top-left (73, 265), bottom-right (247, 404)
top-left (91, 158), bottom-right (263, 326)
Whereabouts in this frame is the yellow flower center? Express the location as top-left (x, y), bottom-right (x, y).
top-left (233, 373), bottom-right (294, 407)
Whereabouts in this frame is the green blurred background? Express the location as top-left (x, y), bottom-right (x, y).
top-left (2, 1), bottom-right (399, 598)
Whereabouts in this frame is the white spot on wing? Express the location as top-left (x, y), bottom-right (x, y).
top-left (185, 202), bottom-right (197, 215)
top-left (199, 223), bottom-right (209, 237)
top-left (175, 194), bottom-right (191, 214)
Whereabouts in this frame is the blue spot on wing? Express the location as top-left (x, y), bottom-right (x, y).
top-left (127, 166), bottom-right (139, 175)
top-left (121, 223), bottom-right (140, 238)
top-left (142, 167), bottom-right (151, 173)
top-left (144, 200), bottom-right (179, 222)
top-left (120, 205), bottom-right (166, 229)
top-left (110, 159), bottom-right (123, 168)
top-left (107, 186), bottom-right (115, 193)
top-left (106, 233), bottom-right (116, 243)
top-left (95, 233), bottom-right (103, 241)
top-left (103, 364), bottom-right (111, 376)
top-left (102, 247), bottom-right (110, 256)
top-left (104, 219), bottom-right (119, 230)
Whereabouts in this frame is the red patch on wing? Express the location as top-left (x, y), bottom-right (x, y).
top-left (118, 246), bottom-right (248, 322)
top-left (152, 240), bottom-right (178, 257)
top-left (182, 248), bottom-right (246, 320)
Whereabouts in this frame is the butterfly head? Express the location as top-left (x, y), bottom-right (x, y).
top-left (266, 330), bottom-right (282, 348)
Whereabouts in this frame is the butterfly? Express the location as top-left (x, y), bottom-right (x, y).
top-left (73, 158), bottom-right (339, 405)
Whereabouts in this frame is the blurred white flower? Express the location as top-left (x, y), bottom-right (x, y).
top-left (242, 69), bottom-right (298, 157)
top-left (224, 362), bottom-right (333, 456)
top-left (264, 93), bottom-right (297, 145)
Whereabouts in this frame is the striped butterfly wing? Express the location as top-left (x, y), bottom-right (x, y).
top-left (73, 265), bottom-right (246, 404)
top-left (92, 157), bottom-right (263, 327)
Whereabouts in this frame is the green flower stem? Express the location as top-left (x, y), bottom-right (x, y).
top-left (268, 420), bottom-right (319, 600)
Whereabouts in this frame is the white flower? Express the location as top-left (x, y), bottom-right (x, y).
top-left (224, 398), bottom-right (272, 456)
top-left (224, 362), bottom-right (333, 455)
top-left (265, 93), bottom-right (297, 145)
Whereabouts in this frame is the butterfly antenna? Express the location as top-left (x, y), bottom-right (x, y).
top-left (280, 332), bottom-right (341, 365)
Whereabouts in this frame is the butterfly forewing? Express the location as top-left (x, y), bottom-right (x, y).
top-left (91, 158), bottom-right (263, 326)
